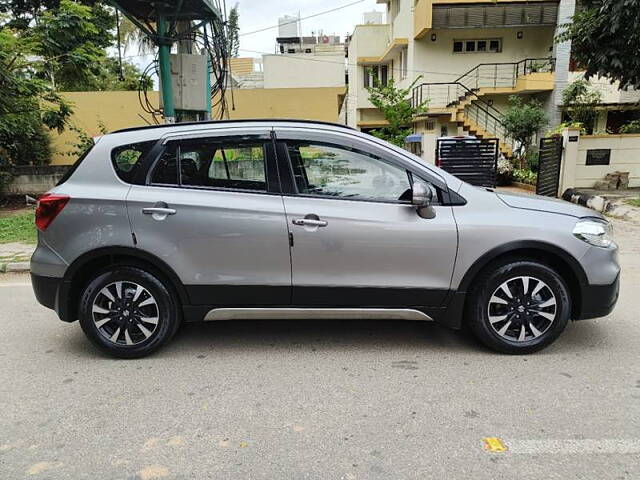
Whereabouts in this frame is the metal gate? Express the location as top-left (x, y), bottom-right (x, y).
top-left (436, 138), bottom-right (498, 187)
top-left (536, 136), bottom-right (563, 197)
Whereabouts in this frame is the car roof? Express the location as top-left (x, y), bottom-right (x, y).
top-left (112, 118), bottom-right (355, 135)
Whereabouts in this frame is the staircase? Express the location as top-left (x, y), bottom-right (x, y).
top-left (411, 57), bottom-right (555, 159)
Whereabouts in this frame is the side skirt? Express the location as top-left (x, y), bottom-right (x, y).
top-left (202, 307), bottom-right (434, 322)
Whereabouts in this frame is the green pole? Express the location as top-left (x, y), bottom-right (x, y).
top-left (157, 12), bottom-right (176, 123)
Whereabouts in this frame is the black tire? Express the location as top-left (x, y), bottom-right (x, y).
top-left (79, 266), bottom-right (181, 358)
top-left (466, 259), bottom-right (571, 354)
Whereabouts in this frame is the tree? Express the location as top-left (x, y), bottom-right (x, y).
top-left (560, 0), bottom-right (640, 90)
top-left (561, 79), bottom-right (602, 134)
top-left (502, 95), bottom-right (548, 165)
top-left (30, 0), bottom-right (115, 90)
top-left (227, 3), bottom-right (239, 58)
top-left (366, 75), bottom-right (427, 147)
top-left (0, 26), bottom-right (73, 198)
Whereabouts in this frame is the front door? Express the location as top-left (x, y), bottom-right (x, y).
top-left (275, 133), bottom-right (459, 308)
top-left (125, 130), bottom-right (291, 306)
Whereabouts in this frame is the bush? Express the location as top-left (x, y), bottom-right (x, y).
top-left (512, 168), bottom-right (537, 186)
top-left (620, 120), bottom-right (640, 134)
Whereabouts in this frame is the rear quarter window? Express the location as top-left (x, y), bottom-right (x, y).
top-left (111, 140), bottom-right (156, 183)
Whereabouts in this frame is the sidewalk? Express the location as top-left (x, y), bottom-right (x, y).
top-left (0, 242), bottom-right (34, 273)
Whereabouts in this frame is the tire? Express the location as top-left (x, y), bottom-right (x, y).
top-left (78, 266), bottom-right (181, 358)
top-left (466, 259), bottom-right (571, 354)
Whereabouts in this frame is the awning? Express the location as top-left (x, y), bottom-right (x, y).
top-left (405, 133), bottom-right (422, 143)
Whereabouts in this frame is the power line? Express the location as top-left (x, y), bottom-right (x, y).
top-left (238, 47), bottom-right (565, 84)
top-left (239, 0), bottom-right (366, 37)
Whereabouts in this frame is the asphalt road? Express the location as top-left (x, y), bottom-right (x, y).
top-left (1, 218), bottom-right (639, 480)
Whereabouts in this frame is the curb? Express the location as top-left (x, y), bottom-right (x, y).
top-left (0, 261), bottom-right (30, 273)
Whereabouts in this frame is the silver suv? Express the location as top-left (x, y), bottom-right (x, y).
top-left (31, 120), bottom-right (620, 358)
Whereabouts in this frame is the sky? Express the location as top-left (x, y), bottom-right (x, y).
top-left (235, 0), bottom-right (384, 58)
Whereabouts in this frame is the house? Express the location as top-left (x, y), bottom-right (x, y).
top-left (342, 0), bottom-right (640, 164)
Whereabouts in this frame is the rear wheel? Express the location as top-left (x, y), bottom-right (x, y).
top-left (466, 259), bottom-right (571, 354)
top-left (79, 266), bottom-right (180, 358)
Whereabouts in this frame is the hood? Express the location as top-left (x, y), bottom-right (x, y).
top-left (495, 190), bottom-right (600, 218)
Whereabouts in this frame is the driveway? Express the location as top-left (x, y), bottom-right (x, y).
top-left (0, 217), bottom-right (638, 479)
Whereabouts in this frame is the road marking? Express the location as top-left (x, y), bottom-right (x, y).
top-left (483, 437), bottom-right (508, 453)
top-left (0, 283), bottom-right (31, 287)
top-left (505, 439), bottom-right (640, 455)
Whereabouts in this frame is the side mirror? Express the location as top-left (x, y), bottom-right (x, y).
top-left (412, 181), bottom-right (433, 208)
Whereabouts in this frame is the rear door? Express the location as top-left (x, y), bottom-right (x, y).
top-left (125, 128), bottom-right (291, 306)
top-left (274, 128), bottom-right (459, 308)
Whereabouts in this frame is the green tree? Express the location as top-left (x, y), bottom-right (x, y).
top-left (227, 3), bottom-right (239, 58)
top-left (30, 0), bottom-right (115, 90)
top-left (559, 0), bottom-right (640, 90)
top-left (561, 79), bottom-right (602, 134)
top-left (502, 95), bottom-right (548, 165)
top-left (0, 26), bottom-right (73, 198)
top-left (366, 75), bottom-right (427, 147)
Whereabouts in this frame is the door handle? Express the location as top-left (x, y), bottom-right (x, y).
top-left (142, 207), bottom-right (177, 215)
top-left (292, 218), bottom-right (328, 227)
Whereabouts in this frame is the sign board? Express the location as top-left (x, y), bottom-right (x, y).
top-left (586, 149), bottom-right (611, 166)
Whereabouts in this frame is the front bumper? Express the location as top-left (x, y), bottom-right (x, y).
top-left (575, 272), bottom-right (620, 320)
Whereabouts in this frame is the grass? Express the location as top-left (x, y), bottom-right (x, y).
top-left (626, 197), bottom-right (640, 208)
top-left (0, 211), bottom-right (37, 244)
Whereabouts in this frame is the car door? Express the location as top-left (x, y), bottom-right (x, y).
top-left (125, 128), bottom-right (291, 306)
top-left (274, 128), bottom-right (459, 308)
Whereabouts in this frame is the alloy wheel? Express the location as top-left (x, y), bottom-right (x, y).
top-left (487, 276), bottom-right (557, 342)
top-left (91, 281), bottom-right (160, 346)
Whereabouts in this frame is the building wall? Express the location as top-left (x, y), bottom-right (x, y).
top-left (567, 72), bottom-right (640, 105)
top-left (573, 134), bottom-right (640, 188)
top-left (49, 88), bottom-right (345, 165)
top-left (347, 24), bottom-right (391, 117)
top-left (412, 26), bottom-right (555, 84)
top-left (263, 54), bottom-right (345, 88)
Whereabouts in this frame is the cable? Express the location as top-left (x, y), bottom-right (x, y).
top-left (239, 0), bottom-right (366, 37)
top-left (238, 47), bottom-right (562, 84)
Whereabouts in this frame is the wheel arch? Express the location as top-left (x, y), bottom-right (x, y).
top-left (60, 247), bottom-right (189, 322)
top-left (441, 241), bottom-right (588, 329)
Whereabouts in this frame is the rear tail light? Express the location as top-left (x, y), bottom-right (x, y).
top-left (35, 194), bottom-right (70, 231)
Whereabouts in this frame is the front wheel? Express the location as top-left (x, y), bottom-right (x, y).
top-left (78, 266), bottom-right (181, 358)
top-left (466, 260), bottom-right (571, 354)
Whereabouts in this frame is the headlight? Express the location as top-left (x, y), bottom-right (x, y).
top-left (573, 219), bottom-right (615, 248)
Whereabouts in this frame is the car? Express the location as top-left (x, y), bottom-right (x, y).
top-left (31, 119), bottom-right (620, 358)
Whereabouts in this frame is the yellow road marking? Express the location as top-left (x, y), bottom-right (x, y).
top-left (483, 437), bottom-right (508, 453)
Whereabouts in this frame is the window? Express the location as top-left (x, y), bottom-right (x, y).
top-left (149, 138), bottom-right (267, 191)
top-left (286, 141), bottom-right (412, 203)
top-left (364, 65), bottom-right (388, 88)
top-left (453, 38), bottom-right (502, 54)
top-left (111, 140), bottom-right (156, 183)
top-left (400, 48), bottom-right (408, 79)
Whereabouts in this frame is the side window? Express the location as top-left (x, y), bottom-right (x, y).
top-left (286, 141), bottom-right (412, 202)
top-left (111, 140), bottom-right (156, 183)
top-left (148, 138), bottom-right (267, 192)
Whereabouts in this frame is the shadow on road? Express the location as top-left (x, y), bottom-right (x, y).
top-left (60, 316), bottom-right (610, 360)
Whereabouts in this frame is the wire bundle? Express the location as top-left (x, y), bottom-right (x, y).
top-left (135, 1), bottom-right (232, 123)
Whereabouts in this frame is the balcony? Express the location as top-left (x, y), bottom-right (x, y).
top-left (415, 0), bottom-right (559, 39)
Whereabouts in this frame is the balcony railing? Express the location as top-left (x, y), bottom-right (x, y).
top-left (457, 57), bottom-right (555, 91)
top-left (432, 2), bottom-right (559, 29)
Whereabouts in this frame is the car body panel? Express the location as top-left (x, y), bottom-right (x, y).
top-left (30, 120), bottom-right (619, 329)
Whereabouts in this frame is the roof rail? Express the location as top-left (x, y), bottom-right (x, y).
top-left (112, 118), bottom-right (355, 135)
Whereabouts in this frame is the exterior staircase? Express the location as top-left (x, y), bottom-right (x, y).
top-left (411, 57), bottom-right (555, 159)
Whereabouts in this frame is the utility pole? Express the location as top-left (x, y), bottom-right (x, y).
top-left (108, 0), bottom-right (223, 124)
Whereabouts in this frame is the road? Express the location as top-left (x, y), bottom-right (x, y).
top-left (1, 218), bottom-right (639, 480)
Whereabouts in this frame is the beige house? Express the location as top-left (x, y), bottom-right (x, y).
top-left (343, 0), bottom-right (640, 166)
